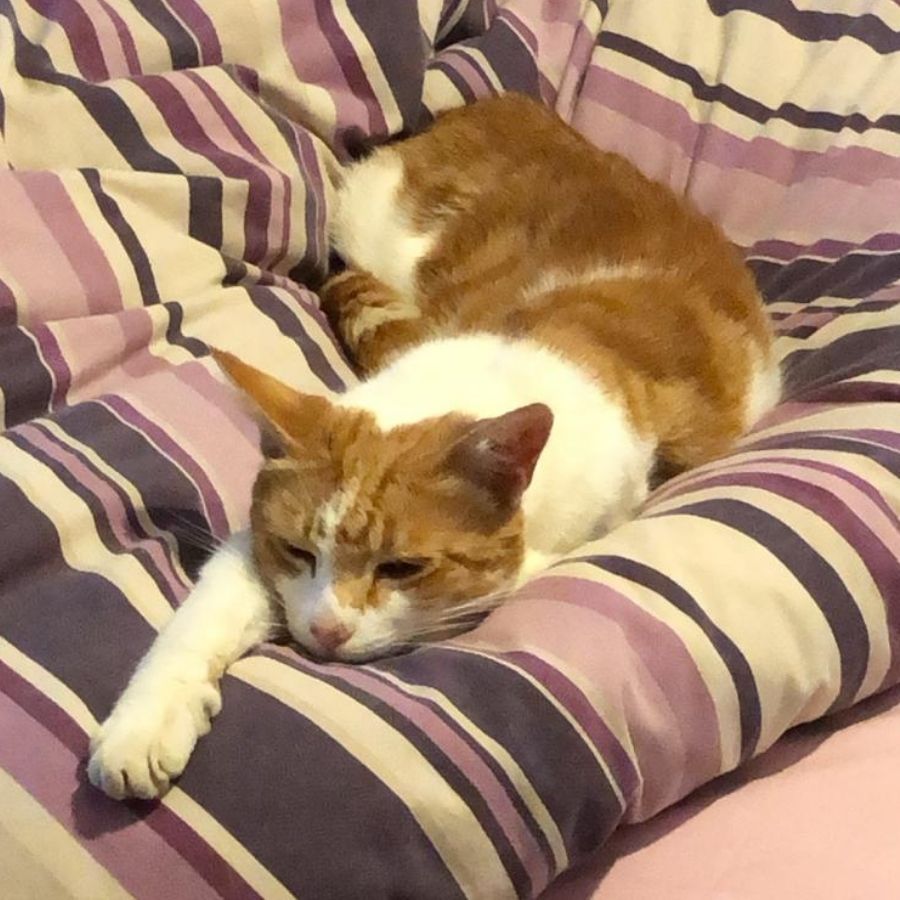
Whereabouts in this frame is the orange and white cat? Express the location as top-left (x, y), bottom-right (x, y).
top-left (89, 94), bottom-right (779, 799)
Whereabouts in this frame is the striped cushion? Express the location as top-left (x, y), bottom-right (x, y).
top-left (1, 1), bottom-right (899, 898)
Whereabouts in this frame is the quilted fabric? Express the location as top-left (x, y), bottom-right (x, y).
top-left (1, 1), bottom-right (899, 898)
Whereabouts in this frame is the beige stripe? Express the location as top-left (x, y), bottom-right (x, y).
top-left (371, 666), bottom-right (568, 871)
top-left (777, 304), bottom-right (900, 354)
top-left (0, 769), bottom-right (130, 900)
top-left (57, 172), bottom-right (146, 312)
top-left (232, 654), bottom-right (517, 900)
top-left (0, 440), bottom-right (173, 628)
top-left (423, 68), bottom-right (469, 115)
top-left (649, 483), bottom-right (892, 710)
top-left (8, 0), bottom-right (77, 79)
top-left (602, 0), bottom-right (900, 157)
top-left (749, 402), bottom-right (900, 442)
top-left (208, 0), bottom-right (341, 146)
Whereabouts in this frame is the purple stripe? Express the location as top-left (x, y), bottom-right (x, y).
top-left (137, 75), bottom-right (271, 265)
top-left (183, 71), bottom-right (292, 270)
top-left (501, 650), bottom-right (637, 806)
top-left (521, 575), bottom-right (723, 816)
top-left (97, 0), bottom-right (141, 75)
top-left (100, 396), bottom-right (229, 536)
top-left (314, 0), bottom-right (388, 137)
top-left (23, 0), bottom-right (109, 81)
top-left (256, 646), bottom-right (535, 896)
top-left (166, 0), bottom-right (222, 65)
top-left (0, 275), bottom-right (15, 328)
top-left (0, 662), bottom-right (259, 899)
top-left (578, 64), bottom-right (900, 188)
top-left (708, 0), bottom-right (900, 54)
top-left (597, 30), bottom-right (900, 135)
top-left (334, 661), bottom-right (552, 893)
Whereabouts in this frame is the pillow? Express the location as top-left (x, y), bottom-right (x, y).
top-left (1, 1), bottom-right (898, 897)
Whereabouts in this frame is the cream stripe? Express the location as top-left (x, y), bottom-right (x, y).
top-left (0, 769), bottom-right (130, 900)
top-left (0, 440), bottom-right (172, 628)
top-left (371, 667), bottom-right (568, 871)
top-left (777, 304), bottom-right (900, 353)
top-left (0, 637), bottom-right (96, 732)
top-left (649, 484), bottom-right (892, 706)
top-left (422, 68), bottom-right (469, 115)
top-left (232, 655), bottom-right (517, 900)
top-left (749, 403), bottom-right (900, 442)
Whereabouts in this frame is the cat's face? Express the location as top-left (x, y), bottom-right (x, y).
top-left (215, 352), bottom-right (552, 662)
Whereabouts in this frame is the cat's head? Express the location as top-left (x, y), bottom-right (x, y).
top-left (214, 351), bottom-right (552, 662)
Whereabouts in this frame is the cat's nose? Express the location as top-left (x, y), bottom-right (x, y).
top-left (309, 619), bottom-right (353, 653)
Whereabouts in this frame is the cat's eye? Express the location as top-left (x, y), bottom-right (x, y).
top-left (375, 559), bottom-right (428, 581)
top-left (280, 541), bottom-right (316, 575)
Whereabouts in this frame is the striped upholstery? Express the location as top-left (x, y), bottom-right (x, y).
top-left (2, 1), bottom-right (899, 897)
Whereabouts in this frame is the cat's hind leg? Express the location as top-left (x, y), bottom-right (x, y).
top-left (320, 269), bottom-right (428, 375)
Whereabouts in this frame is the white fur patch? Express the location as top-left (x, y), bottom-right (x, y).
top-left (331, 151), bottom-right (436, 299)
top-left (744, 350), bottom-right (782, 429)
top-left (522, 261), bottom-right (653, 300)
top-left (339, 333), bottom-right (656, 567)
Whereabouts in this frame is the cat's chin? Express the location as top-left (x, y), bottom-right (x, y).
top-left (289, 635), bottom-right (418, 665)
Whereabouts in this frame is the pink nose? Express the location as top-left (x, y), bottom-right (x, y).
top-left (309, 620), bottom-right (353, 652)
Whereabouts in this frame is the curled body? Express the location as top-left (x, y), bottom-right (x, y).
top-left (89, 93), bottom-right (779, 799)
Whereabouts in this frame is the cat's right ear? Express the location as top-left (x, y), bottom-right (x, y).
top-left (210, 350), bottom-right (332, 458)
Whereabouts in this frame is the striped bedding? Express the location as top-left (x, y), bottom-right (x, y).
top-left (1, 1), bottom-right (899, 898)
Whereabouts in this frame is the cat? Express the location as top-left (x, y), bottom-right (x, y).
top-left (88, 93), bottom-right (780, 799)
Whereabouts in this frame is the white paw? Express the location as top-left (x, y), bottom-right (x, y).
top-left (88, 680), bottom-right (221, 800)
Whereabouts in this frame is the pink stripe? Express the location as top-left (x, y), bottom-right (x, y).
top-left (23, 0), bottom-right (109, 81)
top-left (32, 325), bottom-right (72, 409)
top-left (573, 71), bottom-right (900, 245)
top-left (0, 176), bottom-right (90, 326)
top-left (25, 173), bottom-right (124, 317)
top-left (275, 0), bottom-right (373, 142)
top-left (465, 577), bottom-right (721, 820)
top-left (335, 664), bottom-right (552, 892)
top-left (20, 424), bottom-right (188, 599)
top-left (578, 66), bottom-right (900, 188)
top-left (96, 0), bottom-right (141, 76)
top-left (182, 72), bottom-right (292, 270)
top-left (436, 49), bottom-right (496, 95)
top-left (0, 692), bottom-right (222, 900)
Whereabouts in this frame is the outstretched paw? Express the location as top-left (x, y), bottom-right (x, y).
top-left (88, 680), bottom-right (221, 800)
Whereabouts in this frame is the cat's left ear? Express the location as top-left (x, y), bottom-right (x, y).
top-left (447, 403), bottom-right (553, 518)
top-left (210, 349), bottom-right (332, 458)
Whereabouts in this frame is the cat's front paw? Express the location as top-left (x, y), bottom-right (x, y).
top-left (88, 680), bottom-right (221, 800)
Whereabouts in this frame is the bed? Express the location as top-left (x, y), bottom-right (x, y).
top-left (2, 1), bottom-right (899, 898)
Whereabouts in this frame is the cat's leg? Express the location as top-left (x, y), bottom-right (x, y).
top-left (320, 269), bottom-right (427, 375)
top-left (88, 532), bottom-right (274, 800)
